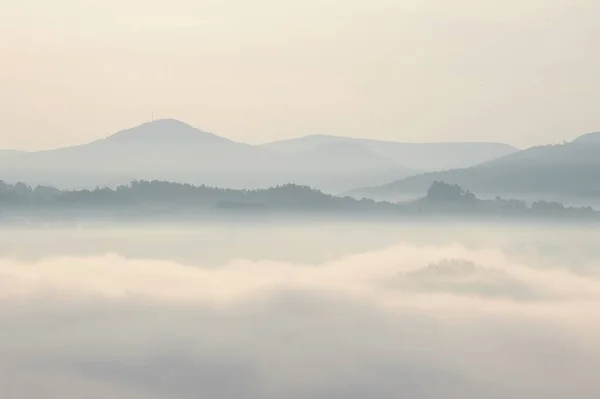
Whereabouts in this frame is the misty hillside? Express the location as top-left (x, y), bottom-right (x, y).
top-left (0, 119), bottom-right (412, 193)
top-left (572, 131), bottom-right (600, 143)
top-left (0, 180), bottom-right (595, 222)
top-left (0, 150), bottom-right (26, 161)
top-left (349, 131), bottom-right (600, 201)
top-left (263, 134), bottom-right (517, 171)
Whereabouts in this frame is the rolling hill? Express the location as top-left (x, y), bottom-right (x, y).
top-left (349, 131), bottom-right (600, 202)
top-left (0, 119), bottom-right (413, 193)
top-left (0, 150), bottom-right (26, 161)
top-left (263, 134), bottom-right (517, 171)
top-left (572, 131), bottom-right (600, 143)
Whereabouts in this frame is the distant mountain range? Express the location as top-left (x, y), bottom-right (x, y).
top-left (263, 134), bottom-right (517, 171)
top-left (0, 150), bottom-right (25, 161)
top-left (349, 131), bottom-right (600, 202)
top-left (0, 119), bottom-right (516, 193)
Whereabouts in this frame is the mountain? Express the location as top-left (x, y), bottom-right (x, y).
top-left (263, 134), bottom-right (517, 171)
top-left (572, 131), bottom-right (600, 143)
top-left (0, 119), bottom-right (413, 193)
top-left (0, 119), bottom-right (262, 187)
top-left (0, 150), bottom-right (26, 160)
top-left (349, 131), bottom-right (600, 202)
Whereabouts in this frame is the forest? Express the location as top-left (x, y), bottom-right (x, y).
top-left (0, 179), bottom-right (595, 220)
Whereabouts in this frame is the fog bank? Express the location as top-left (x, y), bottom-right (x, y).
top-left (1, 229), bottom-right (600, 398)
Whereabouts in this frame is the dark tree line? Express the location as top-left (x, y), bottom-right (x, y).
top-left (0, 180), bottom-right (383, 211)
top-left (0, 179), bottom-right (595, 218)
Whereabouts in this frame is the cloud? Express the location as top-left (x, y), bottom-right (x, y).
top-left (1, 242), bottom-right (600, 398)
top-left (394, 259), bottom-right (538, 300)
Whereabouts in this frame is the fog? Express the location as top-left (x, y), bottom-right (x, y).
top-left (1, 222), bottom-right (600, 398)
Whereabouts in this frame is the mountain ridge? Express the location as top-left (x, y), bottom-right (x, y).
top-left (101, 119), bottom-right (238, 145)
top-left (263, 134), bottom-right (518, 171)
top-left (348, 130), bottom-right (600, 201)
top-left (572, 131), bottom-right (600, 143)
top-left (0, 119), bottom-right (412, 192)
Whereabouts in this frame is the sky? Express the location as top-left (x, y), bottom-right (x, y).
top-left (1, 0), bottom-right (599, 150)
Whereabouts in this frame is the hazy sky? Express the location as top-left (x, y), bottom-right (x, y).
top-left (1, 0), bottom-right (599, 150)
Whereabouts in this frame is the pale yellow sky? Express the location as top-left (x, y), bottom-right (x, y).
top-left (1, 0), bottom-right (599, 150)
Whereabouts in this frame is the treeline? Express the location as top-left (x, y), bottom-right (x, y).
top-left (0, 180), bottom-right (384, 211)
top-left (420, 181), bottom-right (594, 215)
top-left (0, 179), bottom-right (595, 218)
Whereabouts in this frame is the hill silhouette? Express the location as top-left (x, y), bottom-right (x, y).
top-left (0, 119), bottom-right (412, 193)
top-left (0, 150), bottom-right (26, 160)
top-left (101, 119), bottom-right (233, 145)
top-left (263, 134), bottom-right (517, 171)
top-left (572, 131), bottom-right (600, 143)
top-left (349, 131), bottom-right (600, 201)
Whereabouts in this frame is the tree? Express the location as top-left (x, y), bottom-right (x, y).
top-left (426, 181), bottom-right (476, 203)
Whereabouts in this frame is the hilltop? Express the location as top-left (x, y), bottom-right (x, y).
top-left (349, 131), bottom-right (600, 202)
top-left (0, 119), bottom-right (412, 193)
top-left (0, 120), bottom-right (519, 193)
top-left (263, 134), bottom-right (517, 171)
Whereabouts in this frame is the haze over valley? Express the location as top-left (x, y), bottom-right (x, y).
top-left (3, 222), bottom-right (600, 399)
top-left (0, 119), bottom-right (518, 193)
top-left (3, 0), bottom-right (600, 397)
top-left (3, 118), bottom-right (600, 208)
top-left (350, 130), bottom-right (600, 205)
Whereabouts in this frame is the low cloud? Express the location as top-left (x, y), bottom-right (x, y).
top-left (1, 242), bottom-right (600, 398)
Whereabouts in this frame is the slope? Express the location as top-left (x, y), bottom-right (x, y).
top-left (0, 120), bottom-right (413, 193)
top-left (350, 132), bottom-right (600, 201)
top-left (263, 134), bottom-right (517, 171)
